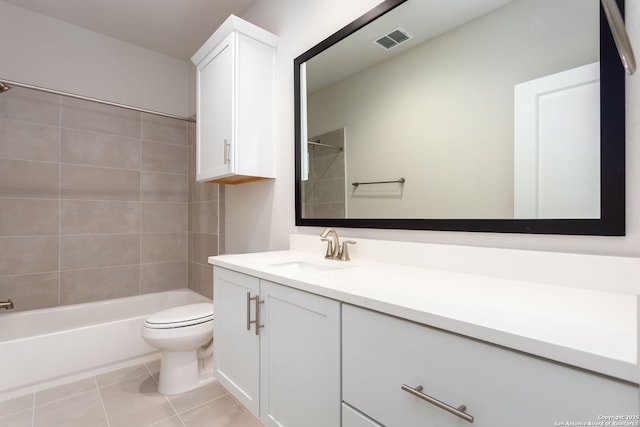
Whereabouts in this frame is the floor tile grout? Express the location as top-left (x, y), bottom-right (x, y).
top-left (175, 390), bottom-right (229, 416)
top-left (30, 392), bottom-right (36, 427)
top-left (0, 359), bottom-right (257, 427)
top-left (94, 376), bottom-right (112, 427)
top-left (162, 397), bottom-right (186, 427)
top-left (33, 383), bottom-right (98, 408)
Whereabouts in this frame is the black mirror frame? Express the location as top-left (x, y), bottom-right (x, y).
top-left (294, 0), bottom-right (625, 236)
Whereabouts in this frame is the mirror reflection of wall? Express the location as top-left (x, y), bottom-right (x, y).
top-left (302, 128), bottom-right (346, 218)
top-left (305, 0), bottom-right (598, 219)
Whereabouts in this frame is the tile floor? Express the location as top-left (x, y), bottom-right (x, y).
top-left (0, 359), bottom-right (263, 427)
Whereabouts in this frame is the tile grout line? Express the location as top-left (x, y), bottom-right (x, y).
top-left (172, 391), bottom-right (232, 427)
top-left (143, 360), bottom-right (188, 427)
top-left (139, 113), bottom-right (143, 297)
top-left (28, 379), bottom-right (102, 408)
top-left (60, 160), bottom-right (189, 175)
top-left (58, 92), bottom-right (62, 307)
top-left (30, 392), bottom-right (36, 427)
top-left (93, 376), bottom-right (112, 427)
top-left (163, 397), bottom-right (187, 427)
top-left (185, 123), bottom-right (189, 291)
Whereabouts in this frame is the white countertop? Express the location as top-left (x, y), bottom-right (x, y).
top-left (209, 249), bottom-right (638, 384)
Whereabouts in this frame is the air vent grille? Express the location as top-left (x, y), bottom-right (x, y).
top-left (373, 27), bottom-right (412, 50)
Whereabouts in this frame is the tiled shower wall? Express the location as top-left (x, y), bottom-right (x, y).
top-left (0, 87), bottom-right (222, 312)
top-left (188, 122), bottom-right (224, 299)
top-left (302, 128), bottom-right (346, 218)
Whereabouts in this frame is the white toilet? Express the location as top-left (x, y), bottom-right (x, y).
top-left (141, 302), bottom-right (215, 395)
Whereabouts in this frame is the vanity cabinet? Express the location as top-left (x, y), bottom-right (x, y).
top-left (213, 268), bottom-right (341, 427)
top-left (191, 16), bottom-right (277, 184)
top-left (342, 304), bottom-right (638, 427)
top-left (343, 403), bottom-right (384, 427)
top-left (213, 267), bottom-right (260, 413)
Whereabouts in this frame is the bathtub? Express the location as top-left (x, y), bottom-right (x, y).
top-left (0, 289), bottom-right (210, 399)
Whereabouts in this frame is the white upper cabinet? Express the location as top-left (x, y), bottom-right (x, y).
top-left (191, 15), bottom-right (277, 184)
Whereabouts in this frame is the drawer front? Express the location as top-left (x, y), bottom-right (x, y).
top-left (343, 403), bottom-right (384, 427)
top-left (342, 304), bottom-right (638, 427)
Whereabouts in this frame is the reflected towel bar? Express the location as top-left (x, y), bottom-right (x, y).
top-left (308, 141), bottom-right (343, 151)
top-left (352, 177), bottom-right (405, 187)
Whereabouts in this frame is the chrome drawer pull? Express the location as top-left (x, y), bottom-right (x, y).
top-left (246, 292), bottom-right (256, 331)
top-left (224, 139), bottom-right (230, 164)
top-left (401, 384), bottom-right (474, 423)
top-left (246, 292), bottom-right (264, 335)
top-left (254, 295), bottom-right (264, 336)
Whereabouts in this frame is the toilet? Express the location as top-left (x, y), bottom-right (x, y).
top-left (141, 302), bottom-right (215, 395)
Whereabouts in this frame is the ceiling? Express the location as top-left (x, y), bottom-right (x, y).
top-left (2, 0), bottom-right (259, 60)
top-left (306, 0), bottom-right (515, 92)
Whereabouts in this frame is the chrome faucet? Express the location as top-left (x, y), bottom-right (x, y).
top-left (319, 228), bottom-right (356, 261)
top-left (1, 299), bottom-right (14, 310)
top-left (320, 228), bottom-right (340, 258)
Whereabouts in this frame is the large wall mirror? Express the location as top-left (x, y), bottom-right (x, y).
top-left (294, 0), bottom-right (626, 235)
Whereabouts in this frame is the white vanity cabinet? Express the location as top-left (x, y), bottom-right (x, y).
top-left (191, 16), bottom-right (277, 184)
top-left (213, 267), bottom-right (260, 414)
top-left (342, 304), bottom-right (638, 427)
top-left (213, 268), bottom-right (341, 427)
top-left (343, 403), bottom-right (384, 427)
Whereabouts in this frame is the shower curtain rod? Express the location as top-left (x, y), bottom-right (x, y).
top-left (0, 78), bottom-right (196, 123)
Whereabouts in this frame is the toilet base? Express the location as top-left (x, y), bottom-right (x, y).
top-left (157, 350), bottom-right (215, 395)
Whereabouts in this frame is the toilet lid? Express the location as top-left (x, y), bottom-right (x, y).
top-left (144, 303), bottom-right (214, 329)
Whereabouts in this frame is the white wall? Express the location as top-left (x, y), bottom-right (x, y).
top-left (0, 1), bottom-right (193, 118)
top-left (225, 0), bottom-right (385, 253)
top-left (229, 0), bottom-right (640, 259)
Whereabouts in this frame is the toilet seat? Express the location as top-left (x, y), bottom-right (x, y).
top-left (144, 303), bottom-right (214, 329)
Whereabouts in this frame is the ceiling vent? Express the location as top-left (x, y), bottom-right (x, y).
top-left (373, 27), bottom-right (412, 50)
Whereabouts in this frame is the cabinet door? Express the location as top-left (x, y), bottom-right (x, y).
top-left (196, 33), bottom-right (234, 182)
top-left (259, 281), bottom-right (341, 427)
top-left (343, 304), bottom-right (638, 427)
top-left (343, 404), bottom-right (384, 427)
top-left (213, 268), bottom-right (260, 416)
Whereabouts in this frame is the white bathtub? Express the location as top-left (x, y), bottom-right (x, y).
top-left (0, 289), bottom-right (211, 399)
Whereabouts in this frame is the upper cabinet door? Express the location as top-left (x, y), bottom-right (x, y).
top-left (192, 15), bottom-right (278, 185)
top-left (196, 33), bottom-right (234, 181)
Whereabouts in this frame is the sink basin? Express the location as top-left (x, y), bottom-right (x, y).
top-left (267, 259), bottom-right (344, 275)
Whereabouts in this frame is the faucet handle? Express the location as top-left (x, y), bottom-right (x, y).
top-left (320, 238), bottom-right (334, 259)
top-left (339, 240), bottom-right (357, 261)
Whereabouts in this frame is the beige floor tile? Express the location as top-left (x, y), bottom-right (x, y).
top-left (168, 381), bottom-right (228, 414)
top-left (0, 362), bottom-right (260, 427)
top-left (35, 377), bottom-right (97, 406)
top-left (33, 389), bottom-right (108, 427)
top-left (100, 373), bottom-right (176, 427)
top-left (0, 409), bottom-right (33, 427)
top-left (144, 358), bottom-right (162, 383)
top-left (147, 415), bottom-right (187, 427)
top-left (180, 395), bottom-right (263, 427)
top-left (95, 363), bottom-right (152, 388)
top-left (145, 358), bottom-right (162, 372)
top-left (0, 393), bottom-right (33, 416)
